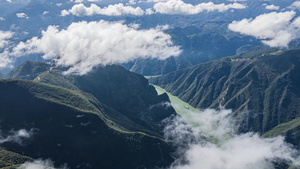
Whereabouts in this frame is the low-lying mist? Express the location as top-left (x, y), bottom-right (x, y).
top-left (163, 107), bottom-right (300, 169)
top-left (17, 159), bottom-right (68, 169)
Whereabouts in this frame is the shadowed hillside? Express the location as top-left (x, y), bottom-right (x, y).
top-left (0, 63), bottom-right (177, 168)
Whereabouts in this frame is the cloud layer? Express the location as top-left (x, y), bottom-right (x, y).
top-left (61, 3), bottom-right (144, 16)
top-left (153, 0), bottom-right (246, 15)
top-left (0, 129), bottom-right (35, 145)
top-left (18, 159), bottom-right (68, 169)
top-left (163, 108), bottom-right (300, 169)
top-left (61, 0), bottom-right (247, 16)
top-left (228, 11), bottom-right (300, 47)
top-left (12, 20), bottom-right (181, 75)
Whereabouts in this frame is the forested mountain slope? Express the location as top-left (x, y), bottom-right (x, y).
top-left (150, 49), bottom-right (300, 147)
top-left (0, 63), bottom-right (176, 169)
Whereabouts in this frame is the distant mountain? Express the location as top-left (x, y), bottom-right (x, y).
top-left (6, 60), bottom-right (51, 80)
top-left (124, 18), bottom-right (300, 77)
top-left (124, 23), bottom-right (264, 75)
top-left (150, 49), bottom-right (300, 148)
top-left (0, 62), bottom-right (176, 168)
top-left (0, 0), bottom-right (72, 38)
top-left (0, 72), bottom-right (4, 79)
top-left (3, 0), bottom-right (299, 76)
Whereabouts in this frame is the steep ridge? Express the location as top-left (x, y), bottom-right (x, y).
top-left (0, 79), bottom-right (174, 169)
top-left (34, 65), bottom-right (175, 137)
top-left (6, 61), bottom-right (51, 80)
top-left (150, 49), bottom-right (300, 146)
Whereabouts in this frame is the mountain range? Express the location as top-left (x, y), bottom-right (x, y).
top-left (150, 49), bottom-right (300, 148)
top-left (2, 0), bottom-right (300, 75)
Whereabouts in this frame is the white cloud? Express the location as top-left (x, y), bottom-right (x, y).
top-left (0, 50), bottom-right (14, 69)
top-left (12, 20), bottom-right (181, 75)
top-left (127, 0), bottom-right (136, 5)
top-left (6, 0), bottom-right (12, 2)
top-left (71, 0), bottom-right (100, 3)
top-left (71, 0), bottom-right (84, 3)
top-left (265, 4), bottom-right (279, 10)
top-left (290, 1), bottom-right (300, 9)
top-left (0, 30), bottom-right (14, 69)
top-left (61, 3), bottom-right (144, 16)
top-left (145, 8), bottom-right (154, 15)
top-left (163, 108), bottom-right (300, 169)
top-left (16, 13), bottom-right (29, 19)
top-left (0, 129), bottom-right (35, 145)
top-left (227, 0), bottom-right (246, 1)
top-left (18, 159), bottom-right (67, 169)
top-left (0, 30), bottom-right (13, 49)
top-left (56, 3), bottom-right (62, 6)
top-left (153, 0), bottom-right (247, 15)
top-left (43, 11), bottom-right (49, 15)
top-left (228, 11), bottom-right (300, 47)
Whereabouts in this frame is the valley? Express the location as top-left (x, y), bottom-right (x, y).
top-left (1, 0), bottom-right (300, 168)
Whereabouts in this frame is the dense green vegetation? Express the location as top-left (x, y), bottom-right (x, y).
top-left (0, 63), bottom-right (177, 169)
top-left (150, 49), bottom-right (300, 146)
top-left (0, 148), bottom-right (32, 168)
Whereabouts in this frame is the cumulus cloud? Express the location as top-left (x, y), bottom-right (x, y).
top-left (0, 129), bottom-right (35, 145)
top-left (70, 0), bottom-right (84, 3)
top-left (153, 0), bottom-right (247, 15)
top-left (61, 3), bottom-right (144, 16)
top-left (163, 108), bottom-right (300, 169)
top-left (70, 0), bottom-right (100, 3)
top-left (127, 0), bottom-right (136, 5)
top-left (0, 30), bottom-right (14, 69)
top-left (12, 20), bottom-right (181, 75)
top-left (0, 30), bottom-right (13, 49)
top-left (229, 11), bottom-right (300, 47)
top-left (0, 50), bottom-right (14, 69)
top-left (290, 1), bottom-right (300, 9)
top-left (16, 13), bottom-right (29, 19)
top-left (18, 159), bottom-right (68, 169)
top-left (227, 0), bottom-right (246, 1)
top-left (265, 4), bottom-right (279, 10)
